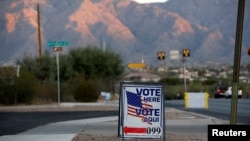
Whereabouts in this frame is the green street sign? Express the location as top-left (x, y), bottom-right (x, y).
top-left (47, 41), bottom-right (68, 47)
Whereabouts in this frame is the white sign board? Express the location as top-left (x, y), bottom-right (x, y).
top-left (119, 82), bottom-right (165, 140)
top-left (170, 50), bottom-right (180, 60)
top-left (184, 92), bottom-right (209, 109)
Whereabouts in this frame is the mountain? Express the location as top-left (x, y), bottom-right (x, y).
top-left (0, 0), bottom-right (249, 67)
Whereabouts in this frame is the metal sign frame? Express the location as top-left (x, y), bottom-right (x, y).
top-left (118, 81), bottom-right (165, 140)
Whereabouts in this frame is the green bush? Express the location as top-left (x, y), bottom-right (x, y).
top-left (74, 80), bottom-right (99, 102)
top-left (0, 71), bottom-right (37, 105)
top-left (164, 85), bottom-right (184, 100)
top-left (0, 85), bottom-right (16, 105)
top-left (15, 71), bottom-right (37, 104)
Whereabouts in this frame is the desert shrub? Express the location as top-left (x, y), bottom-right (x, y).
top-left (0, 85), bottom-right (16, 105)
top-left (34, 84), bottom-right (57, 103)
top-left (15, 71), bottom-right (37, 104)
top-left (165, 84), bottom-right (184, 100)
top-left (74, 80), bottom-right (99, 102)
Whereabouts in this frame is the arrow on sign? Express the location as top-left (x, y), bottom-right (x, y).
top-left (124, 126), bottom-right (147, 134)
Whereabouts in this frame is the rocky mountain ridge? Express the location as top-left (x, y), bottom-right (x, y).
top-left (0, 0), bottom-right (249, 67)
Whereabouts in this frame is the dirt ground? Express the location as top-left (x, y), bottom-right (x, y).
top-left (72, 133), bottom-right (207, 141)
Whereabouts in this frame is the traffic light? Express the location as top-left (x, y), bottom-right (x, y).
top-left (248, 48), bottom-right (250, 56)
top-left (157, 51), bottom-right (165, 60)
top-left (182, 49), bottom-right (190, 57)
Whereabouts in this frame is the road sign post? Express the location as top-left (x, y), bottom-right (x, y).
top-left (47, 41), bottom-right (68, 107)
top-left (56, 51), bottom-right (60, 107)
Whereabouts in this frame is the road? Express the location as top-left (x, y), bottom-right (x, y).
top-left (1, 99), bottom-right (249, 136)
top-left (165, 98), bottom-right (250, 124)
top-left (0, 111), bottom-right (118, 136)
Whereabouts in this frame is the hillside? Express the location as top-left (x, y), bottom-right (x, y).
top-left (0, 0), bottom-right (249, 67)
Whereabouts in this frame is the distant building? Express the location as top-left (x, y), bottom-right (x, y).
top-left (123, 72), bottom-right (161, 82)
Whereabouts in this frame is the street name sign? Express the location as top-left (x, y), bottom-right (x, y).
top-left (119, 82), bottom-right (165, 140)
top-left (47, 41), bottom-right (68, 47)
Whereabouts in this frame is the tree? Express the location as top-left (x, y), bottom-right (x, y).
top-left (16, 50), bottom-right (55, 81)
top-left (67, 46), bottom-right (124, 80)
top-left (14, 45), bottom-right (125, 103)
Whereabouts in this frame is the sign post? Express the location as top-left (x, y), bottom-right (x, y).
top-left (47, 41), bottom-right (68, 107)
top-left (56, 50), bottom-right (60, 106)
top-left (119, 82), bottom-right (165, 140)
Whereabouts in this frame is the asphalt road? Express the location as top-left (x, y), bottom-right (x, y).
top-left (0, 111), bottom-right (118, 136)
top-left (1, 99), bottom-right (249, 136)
top-left (165, 99), bottom-right (250, 124)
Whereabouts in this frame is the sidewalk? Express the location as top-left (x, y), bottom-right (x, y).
top-left (0, 102), bottom-right (229, 141)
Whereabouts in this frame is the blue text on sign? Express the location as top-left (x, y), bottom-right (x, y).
top-left (135, 108), bottom-right (160, 116)
top-left (136, 88), bottom-right (161, 96)
top-left (144, 97), bottom-right (160, 102)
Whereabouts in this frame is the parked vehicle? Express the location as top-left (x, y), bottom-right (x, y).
top-left (214, 86), bottom-right (227, 98)
top-left (224, 86), bottom-right (242, 98)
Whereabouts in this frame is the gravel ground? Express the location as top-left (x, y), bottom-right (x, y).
top-left (72, 133), bottom-right (207, 141)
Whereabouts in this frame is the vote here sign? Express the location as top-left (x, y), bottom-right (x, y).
top-left (119, 82), bottom-right (165, 140)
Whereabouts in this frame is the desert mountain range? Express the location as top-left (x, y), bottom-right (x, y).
top-left (0, 0), bottom-right (249, 67)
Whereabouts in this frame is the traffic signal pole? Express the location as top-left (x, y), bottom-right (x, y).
top-left (182, 57), bottom-right (186, 92)
top-left (157, 51), bottom-right (167, 91)
top-left (230, 0), bottom-right (245, 125)
top-left (182, 49), bottom-right (190, 92)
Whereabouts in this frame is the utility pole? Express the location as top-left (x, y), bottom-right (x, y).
top-left (37, 3), bottom-right (42, 59)
top-left (37, 3), bottom-right (42, 66)
top-left (230, 0), bottom-right (245, 125)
